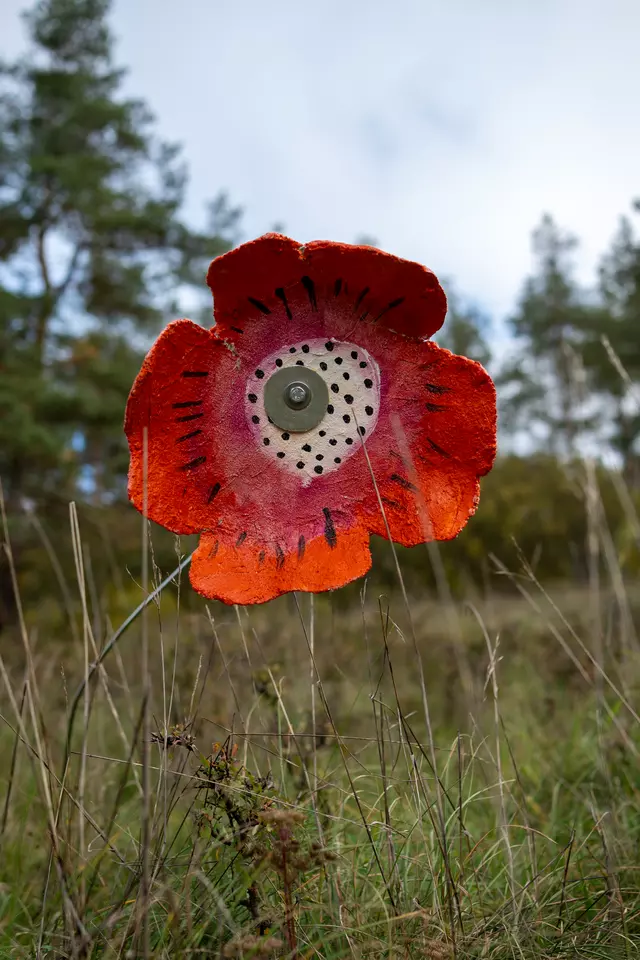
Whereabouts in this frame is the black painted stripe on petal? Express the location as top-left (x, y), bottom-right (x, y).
top-left (353, 286), bottom-right (369, 313)
top-left (322, 507), bottom-right (337, 548)
top-left (248, 296), bottom-right (271, 315)
top-left (207, 482), bottom-right (221, 503)
top-left (230, 326), bottom-right (244, 334)
top-left (301, 275), bottom-right (317, 310)
top-left (427, 437), bottom-right (451, 459)
top-left (236, 531), bottom-right (247, 547)
top-left (181, 456), bottom-right (206, 470)
top-left (176, 429), bottom-right (202, 443)
top-left (175, 412), bottom-right (204, 423)
top-left (390, 473), bottom-right (418, 492)
top-left (298, 535), bottom-right (306, 560)
top-left (334, 278), bottom-right (342, 296)
top-left (425, 382), bottom-right (451, 395)
top-left (275, 287), bottom-right (293, 320)
top-left (182, 370), bottom-right (209, 378)
top-left (425, 402), bottom-right (446, 413)
top-left (259, 550), bottom-right (265, 563)
top-left (382, 496), bottom-right (402, 509)
top-left (208, 540), bottom-right (219, 559)
top-left (275, 544), bottom-right (285, 569)
top-left (373, 296), bottom-right (405, 322)
top-left (173, 399), bottom-right (203, 408)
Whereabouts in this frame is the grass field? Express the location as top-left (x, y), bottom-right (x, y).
top-left (1, 511), bottom-right (640, 958)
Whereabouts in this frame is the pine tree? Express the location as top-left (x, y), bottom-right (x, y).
top-left (498, 214), bottom-right (600, 454)
top-left (591, 211), bottom-right (640, 478)
top-left (0, 0), bottom-right (240, 509)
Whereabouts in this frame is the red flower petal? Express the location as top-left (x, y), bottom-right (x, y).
top-left (358, 341), bottom-right (496, 545)
top-left (190, 522), bottom-right (371, 605)
top-left (363, 464), bottom-right (483, 547)
top-left (125, 319), bottom-right (236, 534)
top-left (304, 240), bottom-right (447, 340)
top-left (207, 233), bottom-right (446, 344)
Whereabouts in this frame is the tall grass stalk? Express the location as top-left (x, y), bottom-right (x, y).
top-left (1, 465), bottom-right (640, 958)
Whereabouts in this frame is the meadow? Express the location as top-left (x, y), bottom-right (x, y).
top-left (2, 484), bottom-right (639, 959)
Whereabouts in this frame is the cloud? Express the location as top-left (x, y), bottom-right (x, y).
top-left (3, 0), bottom-right (640, 326)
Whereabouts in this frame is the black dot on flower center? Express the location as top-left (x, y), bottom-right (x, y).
top-left (282, 432), bottom-right (290, 440)
top-left (331, 384), bottom-right (339, 393)
top-left (314, 465), bottom-right (323, 474)
top-left (344, 395), bottom-right (354, 405)
top-left (255, 369), bottom-right (264, 378)
top-left (359, 361), bottom-right (367, 368)
top-left (252, 415), bottom-right (259, 424)
top-left (263, 438), bottom-right (270, 446)
top-left (327, 404), bottom-right (334, 414)
top-left (329, 438), bottom-right (337, 446)
top-left (325, 342), bottom-right (334, 351)
top-left (334, 457), bottom-right (342, 464)
top-left (365, 405), bottom-right (374, 416)
top-left (345, 438), bottom-right (354, 445)
top-left (319, 430), bottom-right (326, 437)
top-left (320, 361), bottom-right (328, 370)
top-left (342, 372), bottom-right (350, 380)
top-left (289, 347), bottom-right (296, 353)
top-left (302, 344), bottom-right (310, 353)
top-left (297, 461), bottom-right (305, 469)
top-left (364, 378), bottom-right (373, 388)
top-left (343, 414), bottom-right (351, 424)
top-left (276, 358), bottom-right (283, 367)
top-left (296, 360), bottom-right (304, 366)
top-left (351, 351), bottom-right (358, 359)
top-left (248, 393), bottom-right (257, 403)
top-left (358, 426), bottom-right (366, 436)
top-left (302, 443), bottom-right (311, 452)
top-left (277, 451), bottom-right (285, 459)
top-left (334, 357), bottom-right (343, 365)
top-left (316, 454), bottom-right (324, 461)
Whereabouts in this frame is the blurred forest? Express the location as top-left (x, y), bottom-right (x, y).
top-left (2, 0), bottom-right (640, 628)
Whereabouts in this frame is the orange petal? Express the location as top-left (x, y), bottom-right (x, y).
top-left (125, 319), bottom-right (236, 534)
top-left (386, 342), bottom-right (497, 470)
top-left (360, 343), bottom-right (496, 545)
top-left (363, 464), bottom-right (482, 547)
top-left (190, 522), bottom-right (372, 605)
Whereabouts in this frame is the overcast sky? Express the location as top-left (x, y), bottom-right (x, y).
top-left (2, 0), bottom-right (640, 328)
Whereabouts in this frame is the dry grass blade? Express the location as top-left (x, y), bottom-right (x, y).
top-left (3, 456), bottom-right (640, 957)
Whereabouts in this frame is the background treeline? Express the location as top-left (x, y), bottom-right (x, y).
top-left (2, 0), bottom-right (639, 626)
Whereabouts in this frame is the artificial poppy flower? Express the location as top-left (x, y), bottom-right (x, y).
top-left (125, 234), bottom-right (496, 605)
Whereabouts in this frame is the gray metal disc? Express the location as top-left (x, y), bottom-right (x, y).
top-left (263, 366), bottom-right (329, 433)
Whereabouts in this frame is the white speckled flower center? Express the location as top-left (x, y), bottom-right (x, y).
top-left (245, 338), bottom-right (381, 485)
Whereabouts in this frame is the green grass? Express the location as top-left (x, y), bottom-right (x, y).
top-left (1, 522), bottom-right (640, 957)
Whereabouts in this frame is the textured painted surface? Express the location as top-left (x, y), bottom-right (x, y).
top-left (125, 234), bottom-right (497, 605)
top-left (245, 337), bottom-right (380, 485)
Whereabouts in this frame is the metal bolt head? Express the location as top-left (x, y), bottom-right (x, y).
top-left (285, 382), bottom-right (311, 409)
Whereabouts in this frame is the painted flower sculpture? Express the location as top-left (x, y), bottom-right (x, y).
top-left (125, 234), bottom-right (496, 604)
